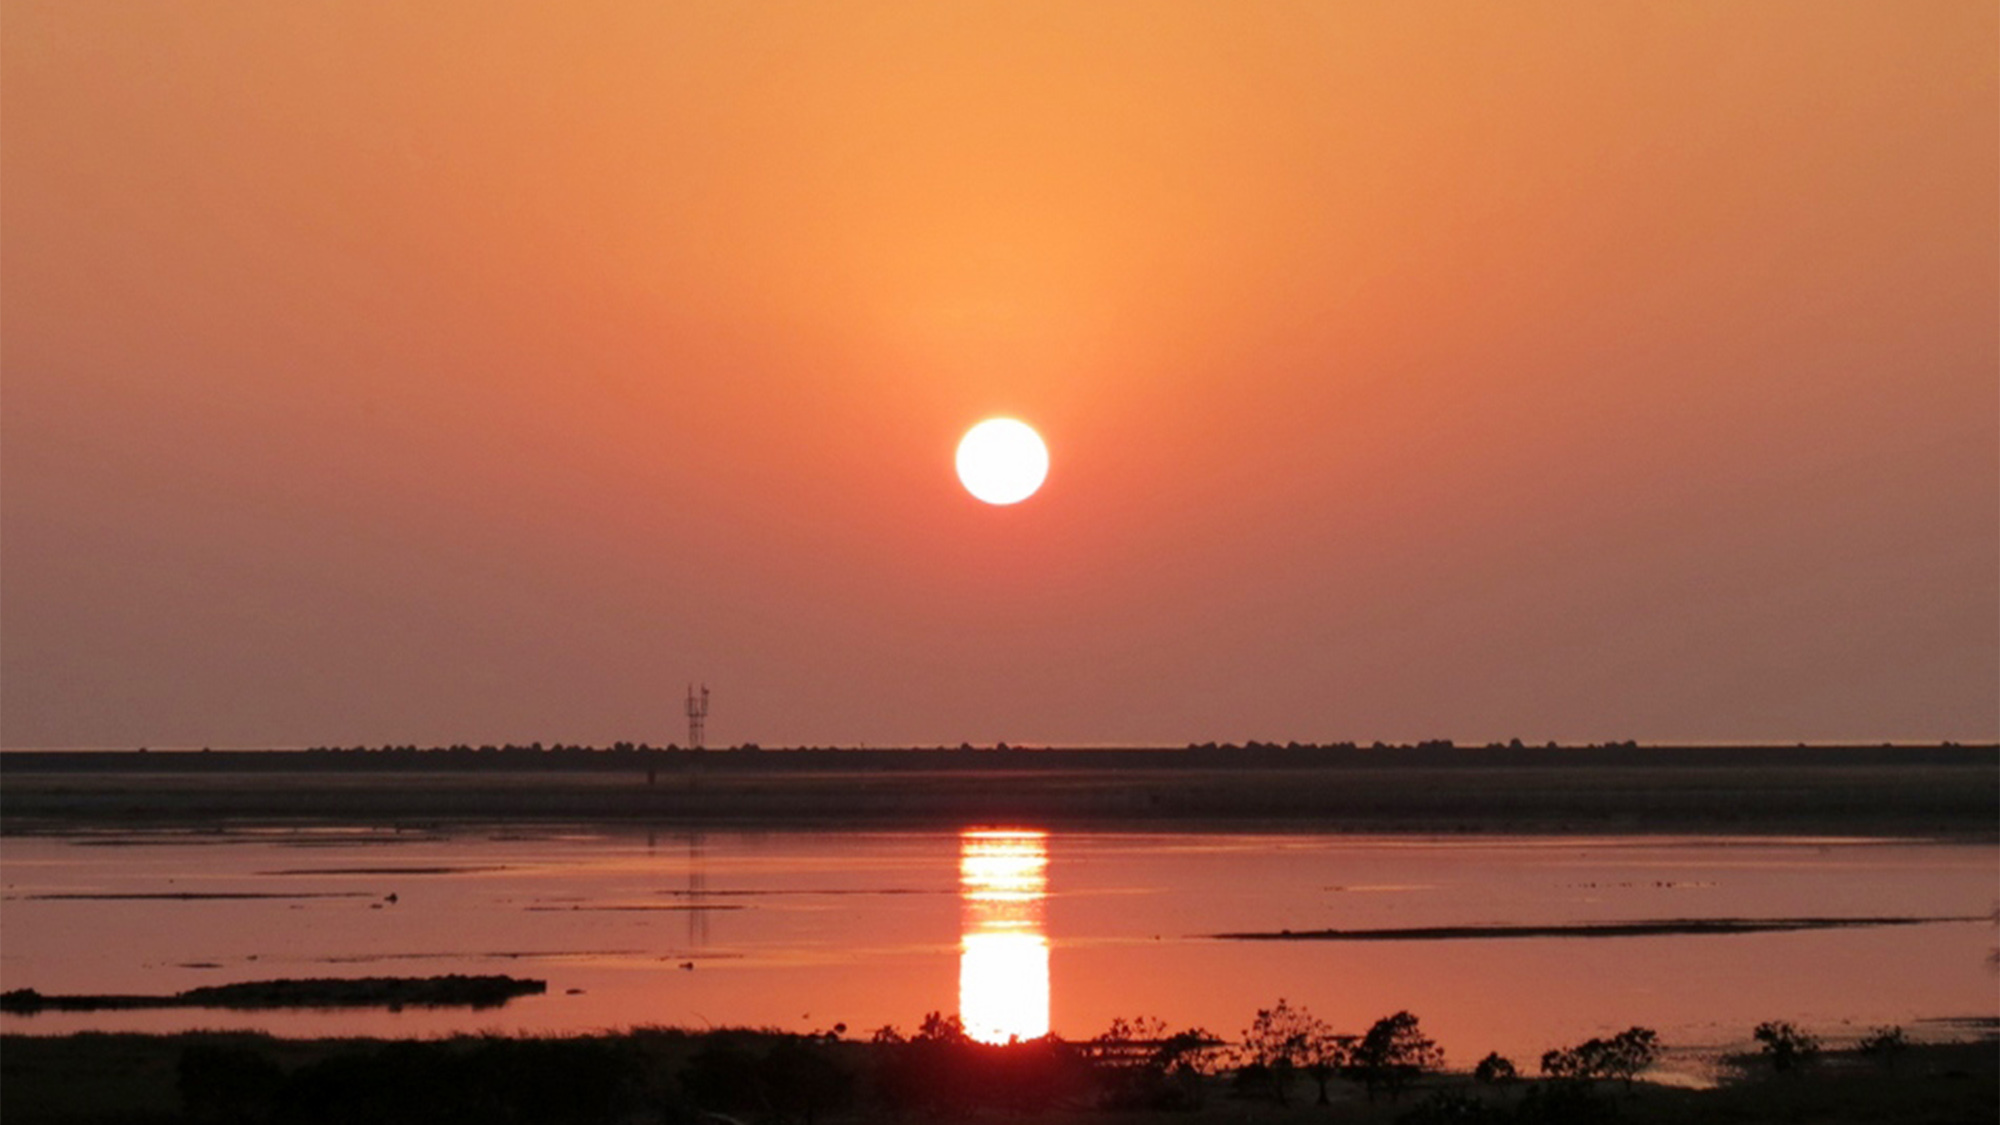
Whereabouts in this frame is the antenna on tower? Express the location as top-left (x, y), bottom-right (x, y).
top-left (685, 683), bottom-right (709, 750)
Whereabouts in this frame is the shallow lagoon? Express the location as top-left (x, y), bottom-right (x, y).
top-left (1, 828), bottom-right (1991, 1078)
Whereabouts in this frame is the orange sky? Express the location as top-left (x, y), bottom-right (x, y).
top-left (4, 1), bottom-right (1994, 748)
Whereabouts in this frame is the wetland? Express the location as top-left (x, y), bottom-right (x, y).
top-left (2, 746), bottom-right (1993, 1121)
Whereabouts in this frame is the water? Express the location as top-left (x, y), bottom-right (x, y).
top-left (1, 827), bottom-right (1991, 1076)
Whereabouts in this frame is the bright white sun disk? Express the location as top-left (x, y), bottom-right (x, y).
top-left (956, 419), bottom-right (1049, 505)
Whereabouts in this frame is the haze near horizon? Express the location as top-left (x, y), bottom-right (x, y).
top-left (3, 2), bottom-right (1995, 750)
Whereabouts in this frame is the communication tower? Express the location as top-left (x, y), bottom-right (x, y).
top-left (685, 683), bottom-right (710, 750)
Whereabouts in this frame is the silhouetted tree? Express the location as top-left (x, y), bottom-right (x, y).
top-left (1600, 1026), bottom-right (1659, 1087)
top-left (1239, 999), bottom-right (1344, 1105)
top-left (1346, 1010), bottom-right (1442, 1101)
top-left (1090, 1016), bottom-right (1220, 1110)
top-left (1539, 1027), bottom-right (1658, 1089)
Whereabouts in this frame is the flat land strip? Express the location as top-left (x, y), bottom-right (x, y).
top-left (2, 745), bottom-right (1992, 837)
top-left (0, 975), bottom-right (545, 1014)
top-left (1213, 915), bottom-right (1989, 941)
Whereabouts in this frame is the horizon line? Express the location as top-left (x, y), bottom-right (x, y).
top-left (3, 739), bottom-right (1993, 754)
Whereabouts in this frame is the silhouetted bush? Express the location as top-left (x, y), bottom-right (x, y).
top-left (1857, 1025), bottom-right (1908, 1070)
top-left (1753, 1021), bottom-right (1820, 1073)
top-left (1472, 1052), bottom-right (1517, 1084)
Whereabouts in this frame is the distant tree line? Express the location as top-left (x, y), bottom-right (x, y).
top-left (151, 1005), bottom-right (1922, 1125)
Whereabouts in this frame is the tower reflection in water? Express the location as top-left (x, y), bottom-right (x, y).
top-left (958, 829), bottom-right (1050, 1044)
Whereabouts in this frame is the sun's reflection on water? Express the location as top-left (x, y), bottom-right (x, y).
top-left (958, 829), bottom-right (1050, 1044)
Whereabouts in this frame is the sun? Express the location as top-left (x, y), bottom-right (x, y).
top-left (956, 419), bottom-right (1049, 505)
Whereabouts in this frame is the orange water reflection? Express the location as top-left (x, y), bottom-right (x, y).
top-left (959, 829), bottom-right (1049, 1044)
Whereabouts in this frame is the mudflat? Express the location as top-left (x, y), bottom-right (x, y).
top-left (2, 745), bottom-right (1992, 836)
top-left (0, 975), bottom-right (545, 1014)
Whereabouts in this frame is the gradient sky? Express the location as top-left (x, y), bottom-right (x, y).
top-left (4, 2), bottom-right (1995, 749)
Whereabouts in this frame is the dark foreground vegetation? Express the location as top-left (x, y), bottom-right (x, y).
top-left (4, 1010), bottom-right (1992, 1125)
top-left (3, 744), bottom-right (1993, 836)
top-left (0, 976), bottom-right (544, 1014)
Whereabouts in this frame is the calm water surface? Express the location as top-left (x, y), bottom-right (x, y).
top-left (2, 828), bottom-right (1992, 1074)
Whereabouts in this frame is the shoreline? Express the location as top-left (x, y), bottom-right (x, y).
top-left (3, 746), bottom-right (1993, 838)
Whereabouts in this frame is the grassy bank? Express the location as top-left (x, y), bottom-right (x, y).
top-left (3, 745), bottom-right (1994, 836)
top-left (3, 1025), bottom-right (1993, 1125)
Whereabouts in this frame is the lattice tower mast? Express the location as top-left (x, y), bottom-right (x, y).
top-left (685, 683), bottom-right (709, 750)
